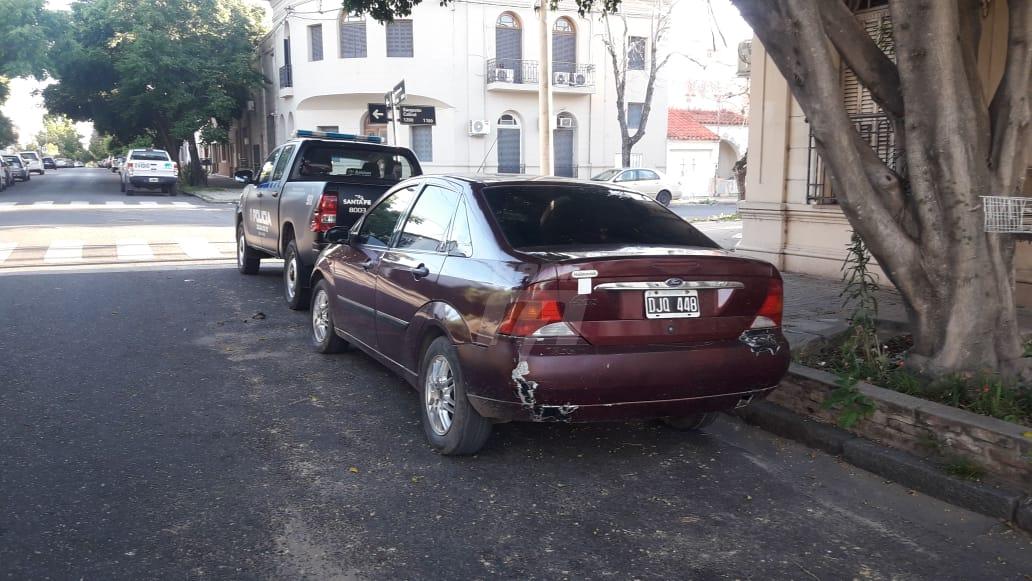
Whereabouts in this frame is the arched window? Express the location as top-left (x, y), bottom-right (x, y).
top-left (554, 113), bottom-right (576, 177)
top-left (361, 112), bottom-right (388, 141)
top-left (340, 12), bottom-right (367, 58)
top-left (495, 12), bottom-right (523, 83)
top-left (552, 17), bottom-right (576, 76)
top-left (497, 113), bottom-right (522, 174)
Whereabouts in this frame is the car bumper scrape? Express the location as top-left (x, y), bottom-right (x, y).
top-left (511, 359), bottom-right (580, 422)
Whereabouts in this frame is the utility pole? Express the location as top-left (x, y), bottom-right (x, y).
top-left (537, 1), bottom-right (553, 176)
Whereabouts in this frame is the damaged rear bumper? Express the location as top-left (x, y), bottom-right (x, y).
top-left (458, 330), bottom-right (790, 423)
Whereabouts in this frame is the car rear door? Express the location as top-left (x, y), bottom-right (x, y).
top-left (374, 181), bottom-right (461, 365)
top-left (329, 183), bottom-right (420, 349)
top-left (636, 169), bottom-right (662, 196)
top-left (264, 144), bottom-right (296, 254)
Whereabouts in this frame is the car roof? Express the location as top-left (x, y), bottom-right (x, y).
top-left (433, 174), bottom-right (623, 189)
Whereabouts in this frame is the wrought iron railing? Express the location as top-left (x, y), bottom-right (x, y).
top-left (551, 63), bottom-right (595, 87)
top-left (806, 112), bottom-right (898, 204)
top-left (496, 163), bottom-right (525, 175)
top-left (486, 58), bottom-right (538, 84)
top-left (279, 64), bottom-right (293, 88)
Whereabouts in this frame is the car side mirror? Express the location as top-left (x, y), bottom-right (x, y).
top-left (442, 240), bottom-right (470, 258)
top-left (324, 226), bottom-right (351, 245)
top-left (234, 169), bottom-right (254, 183)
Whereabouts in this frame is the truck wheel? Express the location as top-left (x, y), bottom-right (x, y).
top-left (662, 412), bottom-right (718, 431)
top-left (419, 337), bottom-right (492, 455)
top-left (237, 223), bottom-right (260, 275)
top-left (283, 239), bottom-right (311, 310)
top-left (169, 184), bottom-right (178, 196)
top-left (311, 280), bottom-right (349, 354)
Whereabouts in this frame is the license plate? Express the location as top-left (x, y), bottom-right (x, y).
top-left (148, 177), bottom-right (159, 182)
top-left (644, 289), bottom-right (700, 319)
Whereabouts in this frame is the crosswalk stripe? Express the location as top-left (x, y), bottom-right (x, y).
top-left (116, 239), bottom-right (154, 261)
top-left (105, 201), bottom-right (127, 207)
top-left (0, 242), bottom-right (16, 264)
top-left (0, 202), bottom-right (14, 207)
top-left (35, 201), bottom-right (53, 206)
top-left (171, 201), bottom-right (191, 207)
top-left (139, 201), bottom-right (158, 206)
top-left (177, 238), bottom-right (222, 259)
top-left (44, 240), bottom-right (84, 263)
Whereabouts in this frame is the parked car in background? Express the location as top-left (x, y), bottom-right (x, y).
top-left (55, 158), bottom-right (71, 168)
top-left (590, 168), bottom-right (682, 206)
top-left (112, 156), bottom-right (125, 173)
top-left (42, 157), bottom-right (57, 170)
top-left (74, 160), bottom-right (84, 168)
top-left (235, 129), bottom-right (422, 310)
top-left (308, 175), bottom-right (789, 454)
top-left (120, 148), bottom-right (178, 195)
top-left (0, 159), bottom-right (11, 191)
top-left (19, 151), bottom-right (44, 175)
top-left (4, 155), bottom-right (30, 182)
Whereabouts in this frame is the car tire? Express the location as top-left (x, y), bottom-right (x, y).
top-left (169, 184), bottom-right (178, 196)
top-left (662, 412), bottom-right (718, 431)
top-left (310, 279), bottom-right (349, 354)
top-left (656, 191), bottom-right (672, 206)
top-left (237, 223), bottom-right (261, 275)
top-left (283, 239), bottom-right (310, 310)
top-left (419, 337), bottom-right (492, 456)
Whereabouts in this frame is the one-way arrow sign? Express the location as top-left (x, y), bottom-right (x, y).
top-left (367, 103), bottom-right (389, 125)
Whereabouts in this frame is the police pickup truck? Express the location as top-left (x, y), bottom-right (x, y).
top-left (235, 130), bottom-right (422, 309)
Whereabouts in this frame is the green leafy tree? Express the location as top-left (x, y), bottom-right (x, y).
top-left (44, 0), bottom-right (265, 185)
top-left (0, 0), bottom-right (54, 79)
top-left (34, 115), bottom-right (87, 159)
top-left (0, 114), bottom-right (17, 148)
top-left (342, 0), bottom-right (1032, 380)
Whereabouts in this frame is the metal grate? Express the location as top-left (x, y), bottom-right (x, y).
top-left (386, 20), bottom-right (413, 58)
top-left (982, 196), bottom-right (1032, 233)
top-left (806, 113), bottom-right (898, 204)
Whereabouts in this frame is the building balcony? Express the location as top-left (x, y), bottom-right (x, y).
top-left (486, 59), bottom-right (594, 94)
top-left (278, 64), bottom-right (294, 98)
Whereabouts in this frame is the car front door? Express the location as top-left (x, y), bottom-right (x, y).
top-left (245, 149), bottom-right (279, 251)
top-left (374, 182), bottom-right (461, 366)
top-left (637, 169), bottom-right (662, 195)
top-left (264, 144), bottom-right (296, 255)
top-left (329, 183), bottom-right (420, 350)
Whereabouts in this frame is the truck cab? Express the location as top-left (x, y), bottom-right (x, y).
top-left (235, 130), bottom-right (422, 309)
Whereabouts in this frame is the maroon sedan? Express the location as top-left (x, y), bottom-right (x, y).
top-left (309, 176), bottom-right (789, 454)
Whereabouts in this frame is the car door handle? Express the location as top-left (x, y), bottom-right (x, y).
top-left (410, 264), bottom-right (430, 279)
top-left (360, 260), bottom-right (375, 270)
top-left (271, 192), bottom-right (279, 197)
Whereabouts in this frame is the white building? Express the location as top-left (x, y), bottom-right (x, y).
top-left (666, 108), bottom-right (746, 197)
top-left (217, 0), bottom-right (669, 179)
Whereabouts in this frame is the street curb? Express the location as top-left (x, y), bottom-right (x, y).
top-left (182, 189), bottom-right (239, 204)
top-left (735, 401), bottom-right (1031, 532)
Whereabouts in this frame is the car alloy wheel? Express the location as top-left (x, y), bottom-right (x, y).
top-left (237, 232), bottom-right (246, 267)
top-left (424, 355), bottom-right (456, 436)
top-left (285, 254), bottom-right (298, 301)
top-left (312, 288), bottom-right (331, 344)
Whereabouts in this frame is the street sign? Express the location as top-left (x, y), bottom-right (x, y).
top-left (367, 103), bottom-right (389, 124)
top-left (398, 105), bottom-right (436, 126)
top-left (390, 80), bottom-right (406, 106)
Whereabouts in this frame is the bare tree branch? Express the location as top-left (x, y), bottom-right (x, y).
top-left (989, 0), bottom-right (1032, 194)
top-left (817, 0), bottom-right (904, 118)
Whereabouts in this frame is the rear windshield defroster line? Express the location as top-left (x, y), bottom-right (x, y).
top-left (482, 184), bottom-right (719, 250)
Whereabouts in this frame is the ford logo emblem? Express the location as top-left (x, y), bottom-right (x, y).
top-left (665, 278), bottom-right (684, 287)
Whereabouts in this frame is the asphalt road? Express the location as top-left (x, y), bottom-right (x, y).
top-left (668, 201), bottom-right (738, 220)
top-left (1, 170), bottom-right (1029, 579)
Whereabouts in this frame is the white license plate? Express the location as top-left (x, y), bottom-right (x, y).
top-left (148, 177), bottom-right (159, 182)
top-left (644, 289), bottom-right (700, 319)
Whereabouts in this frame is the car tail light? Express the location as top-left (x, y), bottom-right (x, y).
top-left (125, 162), bottom-right (133, 170)
top-left (498, 282), bottom-right (571, 337)
top-left (750, 277), bottom-right (783, 329)
top-left (173, 162), bottom-right (178, 172)
top-left (310, 191), bottom-right (338, 233)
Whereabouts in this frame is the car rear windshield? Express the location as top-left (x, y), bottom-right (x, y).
top-left (482, 185), bottom-right (719, 250)
top-left (131, 151), bottom-right (171, 161)
top-left (591, 169), bottom-right (621, 181)
top-left (20, 153), bottom-right (39, 160)
top-left (292, 144), bottom-right (417, 182)
top-left (3, 156), bottom-right (22, 165)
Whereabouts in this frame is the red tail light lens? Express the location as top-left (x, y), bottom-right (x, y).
top-left (751, 277), bottom-right (783, 328)
top-left (498, 283), bottom-right (565, 336)
top-left (310, 191), bottom-right (338, 233)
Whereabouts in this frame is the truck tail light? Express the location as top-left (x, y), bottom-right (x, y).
top-left (125, 162), bottom-right (133, 170)
top-left (750, 277), bottom-right (783, 329)
top-left (498, 281), bottom-right (573, 337)
top-left (310, 191), bottom-right (338, 233)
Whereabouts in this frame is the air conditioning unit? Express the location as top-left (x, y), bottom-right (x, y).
top-left (494, 68), bottom-right (515, 83)
top-left (557, 116), bottom-right (574, 129)
top-left (553, 72), bottom-right (570, 85)
top-left (246, 100), bottom-right (255, 111)
top-left (571, 72), bottom-right (588, 86)
top-left (737, 40), bottom-right (752, 78)
top-left (468, 120), bottom-right (490, 136)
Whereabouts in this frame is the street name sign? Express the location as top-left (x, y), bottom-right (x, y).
top-left (398, 105), bottom-right (436, 125)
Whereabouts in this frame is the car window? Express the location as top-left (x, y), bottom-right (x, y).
top-left (293, 144), bottom-right (416, 182)
top-left (591, 169), bottom-right (621, 182)
top-left (638, 169), bottom-right (659, 180)
top-left (272, 145), bottom-right (295, 180)
top-left (130, 150), bottom-right (171, 161)
top-left (448, 198), bottom-right (474, 257)
top-left (20, 153), bottom-right (39, 161)
top-left (614, 171), bottom-right (635, 182)
top-left (396, 185), bottom-right (460, 252)
top-left (256, 149), bottom-right (279, 186)
top-left (482, 185), bottom-right (719, 250)
top-left (358, 185), bottom-right (418, 247)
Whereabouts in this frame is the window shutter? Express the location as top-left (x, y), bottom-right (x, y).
top-left (309, 25), bottom-right (323, 61)
top-left (627, 103), bottom-right (644, 130)
top-left (411, 126), bottom-right (432, 162)
top-left (628, 37), bottom-right (646, 70)
top-left (552, 31), bottom-right (575, 74)
top-left (841, 8), bottom-right (894, 116)
top-left (386, 20), bottom-right (413, 58)
top-left (340, 21), bottom-right (367, 58)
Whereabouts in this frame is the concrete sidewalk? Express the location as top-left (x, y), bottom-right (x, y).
top-left (182, 174), bottom-right (242, 204)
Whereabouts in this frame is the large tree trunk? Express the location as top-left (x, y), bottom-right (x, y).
top-left (732, 0), bottom-right (1031, 378)
top-left (187, 134), bottom-right (206, 187)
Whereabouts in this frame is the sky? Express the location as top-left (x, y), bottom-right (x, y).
top-left (2, 0), bottom-right (751, 150)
